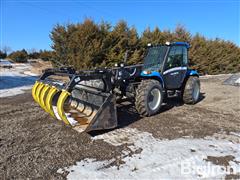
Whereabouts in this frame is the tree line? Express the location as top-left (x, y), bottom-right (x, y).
top-left (2, 19), bottom-right (239, 75)
top-left (0, 49), bottom-right (52, 63)
top-left (50, 19), bottom-right (240, 75)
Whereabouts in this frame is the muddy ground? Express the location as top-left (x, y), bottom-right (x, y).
top-left (0, 74), bottom-right (239, 179)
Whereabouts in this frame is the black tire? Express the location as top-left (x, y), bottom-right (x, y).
top-left (135, 79), bottom-right (163, 116)
top-left (183, 76), bottom-right (200, 104)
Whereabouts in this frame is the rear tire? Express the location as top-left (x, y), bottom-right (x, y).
top-left (135, 80), bottom-right (163, 116)
top-left (183, 76), bottom-right (200, 104)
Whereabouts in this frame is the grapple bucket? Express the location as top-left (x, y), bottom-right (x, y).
top-left (32, 68), bottom-right (117, 133)
top-left (59, 84), bottom-right (118, 132)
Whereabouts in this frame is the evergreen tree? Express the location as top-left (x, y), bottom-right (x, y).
top-left (173, 24), bottom-right (191, 42)
top-left (50, 19), bottom-right (240, 74)
top-left (0, 50), bottom-right (7, 59)
top-left (8, 49), bottom-right (28, 63)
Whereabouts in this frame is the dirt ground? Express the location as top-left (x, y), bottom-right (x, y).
top-left (0, 74), bottom-right (239, 179)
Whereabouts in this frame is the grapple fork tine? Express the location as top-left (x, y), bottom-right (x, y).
top-left (36, 83), bottom-right (45, 105)
top-left (39, 84), bottom-right (50, 112)
top-left (32, 81), bottom-right (39, 102)
top-left (57, 90), bottom-right (71, 125)
top-left (45, 86), bottom-right (59, 118)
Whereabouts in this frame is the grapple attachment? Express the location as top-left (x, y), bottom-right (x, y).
top-left (32, 68), bottom-right (117, 133)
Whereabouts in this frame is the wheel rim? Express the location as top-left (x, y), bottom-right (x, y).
top-left (193, 83), bottom-right (200, 101)
top-left (148, 88), bottom-right (161, 111)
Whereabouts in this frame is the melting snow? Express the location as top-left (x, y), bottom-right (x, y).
top-left (58, 128), bottom-right (240, 179)
top-left (0, 64), bottom-right (38, 97)
top-left (235, 77), bottom-right (240, 84)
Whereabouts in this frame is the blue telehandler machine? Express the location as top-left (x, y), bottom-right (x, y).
top-left (32, 42), bottom-right (200, 132)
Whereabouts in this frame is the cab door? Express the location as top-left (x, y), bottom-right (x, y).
top-left (162, 46), bottom-right (188, 89)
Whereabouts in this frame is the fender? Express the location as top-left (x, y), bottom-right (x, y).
top-left (140, 71), bottom-right (165, 88)
top-left (186, 69), bottom-right (199, 77)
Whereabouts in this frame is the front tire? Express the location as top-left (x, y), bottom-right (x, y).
top-left (183, 76), bottom-right (200, 104)
top-left (135, 80), bottom-right (163, 116)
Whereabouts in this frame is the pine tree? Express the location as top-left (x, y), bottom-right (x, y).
top-left (50, 19), bottom-right (240, 74)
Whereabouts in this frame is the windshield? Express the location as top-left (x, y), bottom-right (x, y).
top-left (143, 46), bottom-right (168, 71)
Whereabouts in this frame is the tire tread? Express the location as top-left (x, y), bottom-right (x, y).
top-left (135, 79), bottom-right (163, 116)
top-left (183, 76), bottom-right (200, 104)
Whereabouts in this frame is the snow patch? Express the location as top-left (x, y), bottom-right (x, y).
top-left (0, 64), bottom-right (37, 97)
top-left (230, 132), bottom-right (240, 138)
top-left (235, 77), bottom-right (240, 84)
top-left (200, 73), bottom-right (233, 79)
top-left (59, 128), bottom-right (240, 179)
top-left (52, 106), bottom-right (79, 126)
top-left (23, 71), bottom-right (39, 76)
top-left (223, 74), bottom-right (240, 86)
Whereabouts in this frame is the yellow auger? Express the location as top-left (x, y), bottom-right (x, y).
top-left (31, 67), bottom-right (118, 133)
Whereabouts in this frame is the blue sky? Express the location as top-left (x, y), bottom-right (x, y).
top-left (1, 0), bottom-right (239, 51)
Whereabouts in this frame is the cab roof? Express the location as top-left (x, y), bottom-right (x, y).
top-left (148, 42), bottom-right (190, 49)
top-left (171, 42), bottom-right (190, 49)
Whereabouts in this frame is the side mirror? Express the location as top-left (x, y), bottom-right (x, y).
top-left (188, 59), bottom-right (194, 66)
top-left (188, 63), bottom-right (194, 66)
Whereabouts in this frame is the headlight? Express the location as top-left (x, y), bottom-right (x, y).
top-left (143, 70), bottom-right (152, 75)
top-left (120, 63), bottom-right (125, 67)
top-left (165, 41), bottom-right (170, 45)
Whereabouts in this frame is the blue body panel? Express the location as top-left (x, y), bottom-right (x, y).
top-left (141, 69), bottom-right (199, 89)
top-left (171, 42), bottom-right (190, 49)
top-left (140, 71), bottom-right (164, 87)
top-left (186, 69), bottom-right (199, 77)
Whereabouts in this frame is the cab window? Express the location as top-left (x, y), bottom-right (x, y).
top-left (182, 47), bottom-right (188, 66)
top-left (165, 46), bottom-right (188, 70)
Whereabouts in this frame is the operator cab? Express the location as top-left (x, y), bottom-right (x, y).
top-left (142, 42), bottom-right (190, 90)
